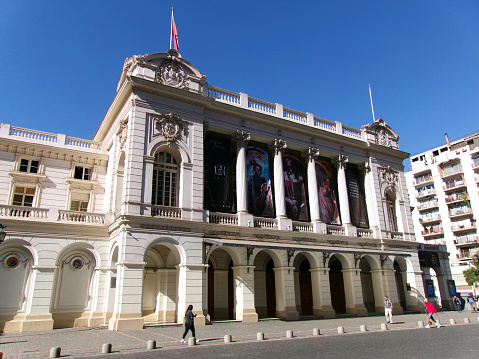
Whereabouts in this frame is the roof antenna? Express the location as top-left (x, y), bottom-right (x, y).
top-left (369, 84), bottom-right (376, 122)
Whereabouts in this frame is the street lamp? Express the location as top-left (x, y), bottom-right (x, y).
top-left (0, 223), bottom-right (6, 244)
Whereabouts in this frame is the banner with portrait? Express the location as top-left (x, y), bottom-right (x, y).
top-left (315, 159), bottom-right (341, 225)
top-left (246, 146), bottom-right (274, 217)
top-left (345, 164), bottom-right (369, 228)
top-left (282, 153), bottom-right (309, 221)
top-left (204, 135), bottom-right (234, 213)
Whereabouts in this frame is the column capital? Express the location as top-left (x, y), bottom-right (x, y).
top-left (235, 130), bottom-right (250, 145)
top-left (333, 154), bottom-right (349, 169)
top-left (303, 146), bottom-right (320, 162)
top-left (270, 138), bottom-right (287, 155)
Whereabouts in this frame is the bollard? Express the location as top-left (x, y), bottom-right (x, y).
top-left (418, 321), bottom-right (424, 328)
top-left (257, 332), bottom-right (264, 341)
top-left (102, 343), bottom-right (112, 354)
top-left (360, 325), bottom-right (367, 332)
top-left (313, 328), bottom-right (320, 336)
top-left (338, 326), bottom-right (344, 334)
top-left (450, 318), bottom-right (456, 325)
top-left (188, 337), bottom-right (196, 346)
top-left (380, 323), bottom-right (387, 331)
top-left (286, 330), bottom-right (293, 338)
top-left (50, 347), bottom-right (61, 358)
top-left (224, 335), bottom-right (232, 343)
top-left (147, 340), bottom-right (156, 350)
top-left (464, 318), bottom-right (471, 324)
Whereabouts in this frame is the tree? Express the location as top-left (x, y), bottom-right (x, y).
top-left (463, 250), bottom-right (479, 286)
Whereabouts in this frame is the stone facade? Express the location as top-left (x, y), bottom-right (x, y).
top-left (0, 49), bottom-right (438, 332)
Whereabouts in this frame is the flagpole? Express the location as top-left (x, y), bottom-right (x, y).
top-left (170, 7), bottom-right (174, 50)
top-left (369, 84), bottom-right (376, 122)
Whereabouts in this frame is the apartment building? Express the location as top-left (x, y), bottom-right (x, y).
top-left (406, 133), bottom-right (479, 295)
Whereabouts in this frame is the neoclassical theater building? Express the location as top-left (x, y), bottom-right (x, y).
top-left (0, 49), bottom-right (446, 332)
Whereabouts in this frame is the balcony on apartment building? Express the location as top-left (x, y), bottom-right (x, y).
top-left (421, 226), bottom-right (444, 238)
top-left (449, 207), bottom-right (473, 219)
top-left (443, 177), bottom-right (467, 192)
top-left (413, 175), bottom-right (434, 188)
top-left (417, 200), bottom-right (439, 212)
top-left (415, 188), bottom-right (436, 199)
top-left (451, 222), bottom-right (477, 234)
top-left (445, 192), bottom-right (469, 205)
top-left (440, 165), bottom-right (463, 180)
top-left (419, 214), bottom-right (441, 225)
top-left (454, 236), bottom-right (479, 247)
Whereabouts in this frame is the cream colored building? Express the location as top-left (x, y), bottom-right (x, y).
top-left (1, 49), bottom-right (437, 333)
top-left (406, 133), bottom-right (479, 296)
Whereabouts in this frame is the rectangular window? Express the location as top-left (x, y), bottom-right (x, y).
top-left (74, 166), bottom-right (92, 180)
top-left (12, 186), bottom-right (35, 207)
top-left (70, 193), bottom-right (90, 211)
top-left (19, 159), bottom-right (39, 173)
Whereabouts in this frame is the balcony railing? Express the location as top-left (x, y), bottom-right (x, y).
top-left (151, 205), bottom-right (182, 219)
top-left (449, 208), bottom-right (473, 218)
top-left (0, 205), bottom-right (48, 219)
top-left (327, 225), bottom-right (346, 236)
top-left (419, 215), bottom-right (441, 224)
top-left (417, 201), bottom-right (439, 212)
top-left (209, 212), bottom-right (238, 225)
top-left (451, 223), bottom-right (476, 233)
top-left (421, 227), bottom-right (444, 237)
top-left (58, 210), bottom-right (105, 224)
top-left (254, 217), bottom-right (278, 229)
top-left (0, 205), bottom-right (105, 224)
top-left (416, 188), bottom-right (436, 198)
top-left (440, 167), bottom-right (463, 179)
top-left (292, 221), bottom-right (313, 232)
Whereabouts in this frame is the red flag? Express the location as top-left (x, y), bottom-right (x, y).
top-left (171, 9), bottom-right (179, 50)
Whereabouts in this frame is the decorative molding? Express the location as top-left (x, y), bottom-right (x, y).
top-left (116, 118), bottom-right (128, 149)
top-left (152, 113), bottom-right (187, 145)
top-left (379, 166), bottom-right (399, 187)
top-left (155, 61), bottom-right (189, 90)
top-left (334, 154), bottom-right (349, 169)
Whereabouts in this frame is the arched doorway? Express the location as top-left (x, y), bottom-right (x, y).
top-left (394, 260), bottom-right (407, 310)
top-left (254, 251), bottom-right (277, 318)
top-left (207, 248), bottom-right (235, 321)
top-left (329, 257), bottom-right (346, 313)
top-left (297, 257), bottom-right (313, 316)
top-left (142, 243), bottom-right (179, 323)
top-left (359, 258), bottom-right (375, 313)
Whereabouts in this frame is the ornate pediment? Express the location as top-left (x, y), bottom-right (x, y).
top-left (8, 171), bottom-right (46, 185)
top-left (361, 119), bottom-right (399, 149)
top-left (379, 166), bottom-right (399, 186)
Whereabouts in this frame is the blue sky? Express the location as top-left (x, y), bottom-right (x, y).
top-left (2, 1), bottom-right (479, 163)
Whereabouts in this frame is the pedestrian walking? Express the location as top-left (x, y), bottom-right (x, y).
top-left (424, 299), bottom-right (441, 328)
top-left (453, 295), bottom-right (461, 312)
top-left (384, 296), bottom-right (393, 324)
top-left (181, 304), bottom-right (199, 344)
top-left (467, 293), bottom-right (475, 312)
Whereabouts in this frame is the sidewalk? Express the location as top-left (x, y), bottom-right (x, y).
top-left (1, 310), bottom-right (478, 359)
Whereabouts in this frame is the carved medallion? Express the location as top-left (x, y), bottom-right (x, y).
top-left (379, 166), bottom-right (398, 186)
top-left (153, 113), bottom-right (186, 144)
top-left (376, 127), bottom-right (389, 146)
top-left (155, 61), bottom-right (188, 89)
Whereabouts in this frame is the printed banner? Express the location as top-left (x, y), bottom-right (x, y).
top-left (204, 136), bottom-right (234, 212)
top-left (282, 154), bottom-right (309, 221)
top-left (345, 165), bottom-right (369, 228)
top-left (315, 159), bottom-right (341, 225)
top-left (246, 146), bottom-right (274, 217)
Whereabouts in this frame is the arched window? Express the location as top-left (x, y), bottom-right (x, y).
top-left (386, 190), bottom-right (398, 232)
top-left (152, 150), bottom-right (179, 206)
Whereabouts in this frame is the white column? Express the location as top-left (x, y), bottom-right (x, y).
top-left (142, 156), bottom-right (154, 216)
top-left (381, 267), bottom-right (402, 314)
top-left (178, 263), bottom-right (208, 326)
top-left (274, 267), bottom-right (299, 321)
top-left (233, 266), bottom-right (258, 323)
top-left (335, 154), bottom-right (354, 233)
top-left (272, 139), bottom-right (291, 230)
top-left (235, 131), bottom-right (253, 226)
top-left (363, 160), bottom-right (379, 229)
top-left (306, 147), bottom-right (327, 234)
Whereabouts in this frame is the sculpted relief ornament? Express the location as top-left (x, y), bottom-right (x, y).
top-left (155, 61), bottom-right (189, 90)
top-left (153, 113), bottom-right (187, 144)
top-left (379, 166), bottom-right (398, 186)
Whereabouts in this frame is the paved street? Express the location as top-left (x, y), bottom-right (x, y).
top-left (1, 311), bottom-right (478, 359)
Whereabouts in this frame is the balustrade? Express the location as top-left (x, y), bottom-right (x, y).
top-left (209, 212), bottom-right (238, 225)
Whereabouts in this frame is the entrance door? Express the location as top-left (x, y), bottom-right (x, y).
top-left (329, 259), bottom-right (346, 313)
top-left (265, 259), bottom-right (276, 317)
top-left (299, 260), bottom-right (313, 315)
